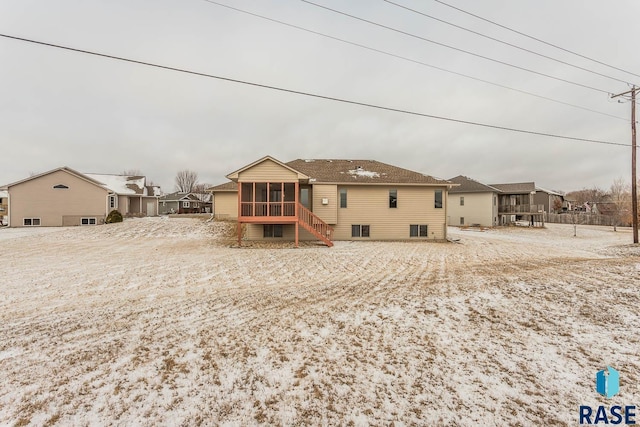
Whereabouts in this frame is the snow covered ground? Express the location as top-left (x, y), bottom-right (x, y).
top-left (0, 218), bottom-right (639, 426)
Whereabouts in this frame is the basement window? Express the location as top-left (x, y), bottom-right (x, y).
top-left (81, 217), bottom-right (97, 225)
top-left (23, 218), bottom-right (41, 226)
top-left (351, 224), bottom-right (370, 238)
top-left (263, 224), bottom-right (283, 238)
top-left (410, 224), bottom-right (427, 237)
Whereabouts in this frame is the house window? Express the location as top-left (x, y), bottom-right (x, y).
top-left (434, 190), bottom-right (443, 209)
top-left (460, 217), bottom-right (464, 225)
top-left (53, 184), bottom-right (69, 189)
top-left (263, 224), bottom-right (283, 238)
top-left (389, 189), bottom-right (397, 208)
top-left (183, 201), bottom-right (190, 208)
top-left (81, 217), bottom-right (97, 225)
top-left (494, 195), bottom-right (497, 206)
top-left (351, 225), bottom-right (370, 238)
top-left (23, 218), bottom-right (41, 226)
top-left (410, 224), bottom-right (428, 237)
top-left (109, 195), bottom-right (117, 209)
top-left (339, 189), bottom-right (347, 208)
top-left (301, 188), bottom-right (310, 209)
top-left (460, 196), bottom-right (464, 206)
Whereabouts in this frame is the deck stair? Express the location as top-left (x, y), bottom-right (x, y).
top-left (297, 204), bottom-right (334, 247)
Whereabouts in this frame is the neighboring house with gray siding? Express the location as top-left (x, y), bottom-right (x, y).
top-left (159, 192), bottom-right (212, 214)
top-left (221, 156), bottom-right (455, 246)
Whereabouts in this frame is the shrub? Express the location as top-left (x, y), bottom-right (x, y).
top-left (106, 210), bottom-right (123, 224)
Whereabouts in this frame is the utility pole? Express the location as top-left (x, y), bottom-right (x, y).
top-left (611, 86), bottom-right (638, 244)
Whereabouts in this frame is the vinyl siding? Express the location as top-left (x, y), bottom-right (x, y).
top-left (238, 159), bottom-right (299, 182)
top-left (214, 192), bottom-right (238, 219)
top-left (447, 192), bottom-right (496, 227)
top-left (311, 184), bottom-right (337, 224)
top-left (333, 185), bottom-right (448, 240)
top-left (245, 223), bottom-right (316, 241)
top-left (9, 170), bottom-right (109, 227)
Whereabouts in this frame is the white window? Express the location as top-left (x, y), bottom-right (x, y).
top-left (81, 217), bottom-right (97, 225)
top-left (183, 201), bottom-right (190, 208)
top-left (410, 224), bottom-right (427, 237)
top-left (109, 195), bottom-right (117, 209)
top-left (23, 218), bottom-right (41, 226)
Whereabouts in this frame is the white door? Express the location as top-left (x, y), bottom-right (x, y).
top-left (146, 201), bottom-right (156, 216)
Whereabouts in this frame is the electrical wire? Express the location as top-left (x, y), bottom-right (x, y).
top-left (201, 0), bottom-right (626, 122)
top-left (299, 0), bottom-right (613, 95)
top-left (383, 0), bottom-right (638, 87)
top-left (434, 0), bottom-right (640, 81)
top-left (0, 33), bottom-right (629, 147)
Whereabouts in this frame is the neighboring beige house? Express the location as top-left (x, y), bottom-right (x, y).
top-left (219, 156), bottom-right (454, 246)
top-left (85, 173), bottom-right (160, 217)
top-left (447, 176), bottom-right (500, 227)
top-left (208, 181), bottom-right (238, 219)
top-left (3, 167), bottom-right (160, 227)
top-left (0, 190), bottom-right (9, 225)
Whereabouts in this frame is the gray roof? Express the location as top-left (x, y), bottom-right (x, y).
top-left (448, 176), bottom-right (501, 194)
top-left (286, 159), bottom-right (451, 185)
top-left (490, 182), bottom-right (536, 194)
top-left (208, 181), bottom-right (238, 192)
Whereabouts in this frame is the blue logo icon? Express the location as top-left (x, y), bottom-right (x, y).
top-left (596, 366), bottom-right (620, 399)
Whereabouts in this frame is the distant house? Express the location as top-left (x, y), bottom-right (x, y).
top-left (2, 167), bottom-right (160, 227)
top-left (534, 186), bottom-right (565, 214)
top-left (208, 181), bottom-right (238, 219)
top-left (0, 190), bottom-right (8, 225)
top-left (159, 192), bottom-right (212, 214)
top-left (218, 156), bottom-right (454, 246)
top-left (447, 176), bottom-right (500, 227)
top-left (490, 182), bottom-right (544, 226)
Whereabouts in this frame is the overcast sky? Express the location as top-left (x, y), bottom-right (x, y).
top-left (1, 0), bottom-right (639, 193)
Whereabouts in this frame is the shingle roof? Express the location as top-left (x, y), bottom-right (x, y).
top-left (448, 176), bottom-right (501, 194)
top-left (208, 181), bottom-right (238, 192)
top-left (490, 182), bottom-right (536, 194)
top-left (286, 159), bottom-right (450, 185)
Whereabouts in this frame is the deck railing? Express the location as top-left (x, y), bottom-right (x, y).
top-left (240, 201), bottom-right (296, 217)
top-left (499, 204), bottom-right (545, 214)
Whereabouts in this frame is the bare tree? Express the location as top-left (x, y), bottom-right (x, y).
top-left (192, 183), bottom-right (212, 201)
top-left (566, 187), bottom-right (607, 206)
top-left (175, 170), bottom-right (199, 193)
top-left (610, 178), bottom-right (631, 231)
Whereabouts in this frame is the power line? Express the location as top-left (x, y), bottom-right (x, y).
top-left (434, 0), bottom-right (640, 81)
top-left (201, 0), bottom-right (626, 121)
top-left (299, 0), bottom-right (613, 95)
top-left (0, 33), bottom-right (628, 147)
top-left (383, 0), bottom-right (637, 87)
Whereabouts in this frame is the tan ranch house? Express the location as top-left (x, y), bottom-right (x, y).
top-left (210, 156), bottom-right (455, 247)
top-left (2, 167), bottom-right (160, 227)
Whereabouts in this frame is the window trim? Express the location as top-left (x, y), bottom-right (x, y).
top-left (434, 190), bottom-right (443, 209)
top-left (23, 218), bottom-right (41, 226)
top-left (410, 224), bottom-right (428, 237)
top-left (109, 195), bottom-right (117, 210)
top-left (389, 189), bottom-right (397, 208)
top-left (339, 189), bottom-right (347, 208)
top-left (81, 217), bottom-right (97, 226)
top-left (351, 224), bottom-right (370, 238)
top-left (182, 201), bottom-right (190, 208)
top-left (460, 196), bottom-right (464, 206)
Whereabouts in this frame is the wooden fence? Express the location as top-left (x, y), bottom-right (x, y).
top-left (545, 212), bottom-right (617, 226)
